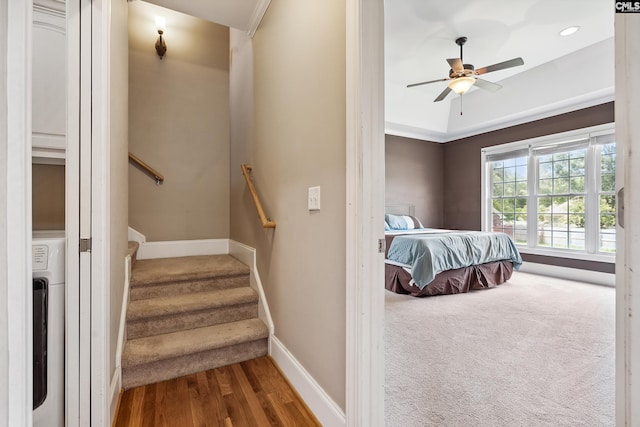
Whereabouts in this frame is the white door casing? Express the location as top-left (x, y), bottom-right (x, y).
top-left (345, 0), bottom-right (386, 425)
top-left (66, 0), bottom-right (110, 425)
top-left (90, 0), bottom-right (111, 425)
top-left (64, 0), bottom-right (85, 424)
top-left (2, 1), bottom-right (33, 426)
top-left (615, 13), bottom-right (640, 427)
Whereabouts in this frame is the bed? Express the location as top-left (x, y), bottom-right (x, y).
top-left (384, 210), bottom-right (522, 297)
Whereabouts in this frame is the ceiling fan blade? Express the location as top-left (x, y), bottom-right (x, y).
top-left (474, 78), bottom-right (502, 92)
top-left (446, 58), bottom-right (464, 74)
top-left (407, 78), bottom-right (449, 88)
top-left (476, 57), bottom-right (524, 75)
top-left (434, 86), bottom-right (452, 102)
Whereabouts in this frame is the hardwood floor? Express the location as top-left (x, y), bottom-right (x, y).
top-left (114, 356), bottom-right (321, 427)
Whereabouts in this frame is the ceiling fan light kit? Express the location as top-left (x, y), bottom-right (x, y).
top-left (448, 76), bottom-right (475, 95)
top-left (408, 36), bottom-right (524, 107)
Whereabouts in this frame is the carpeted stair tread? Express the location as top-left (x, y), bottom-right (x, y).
top-left (127, 241), bottom-right (140, 267)
top-left (122, 318), bottom-right (268, 367)
top-left (121, 253), bottom-right (268, 389)
top-left (131, 254), bottom-right (249, 287)
top-left (127, 241), bottom-right (139, 258)
top-left (127, 286), bottom-right (258, 321)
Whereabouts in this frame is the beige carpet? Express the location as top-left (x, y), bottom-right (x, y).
top-left (384, 271), bottom-right (615, 427)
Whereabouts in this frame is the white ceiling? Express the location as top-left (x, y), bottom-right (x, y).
top-left (143, 0), bottom-right (269, 36)
top-left (385, 0), bottom-right (615, 142)
top-left (140, 0), bottom-right (614, 144)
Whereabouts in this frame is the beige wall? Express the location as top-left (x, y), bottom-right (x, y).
top-left (109, 0), bottom-right (129, 380)
top-left (128, 3), bottom-right (230, 241)
top-left (229, 1), bottom-right (347, 410)
top-left (32, 164), bottom-right (65, 230)
top-left (385, 134), bottom-right (444, 228)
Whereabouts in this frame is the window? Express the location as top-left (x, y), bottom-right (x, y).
top-left (491, 155), bottom-right (528, 245)
top-left (482, 125), bottom-right (616, 260)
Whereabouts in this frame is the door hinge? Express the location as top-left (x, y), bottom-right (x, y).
top-left (378, 238), bottom-right (386, 253)
top-left (618, 187), bottom-right (624, 229)
top-left (79, 238), bottom-right (92, 253)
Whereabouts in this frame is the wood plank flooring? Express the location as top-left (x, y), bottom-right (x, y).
top-left (114, 356), bottom-right (321, 427)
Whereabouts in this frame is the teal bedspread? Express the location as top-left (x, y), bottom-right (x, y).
top-left (386, 230), bottom-right (522, 290)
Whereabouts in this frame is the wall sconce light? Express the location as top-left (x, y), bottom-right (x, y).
top-left (155, 16), bottom-right (167, 59)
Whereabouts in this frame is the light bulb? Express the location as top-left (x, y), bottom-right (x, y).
top-left (155, 16), bottom-right (166, 34)
top-left (559, 26), bottom-right (579, 37)
top-left (448, 76), bottom-right (475, 95)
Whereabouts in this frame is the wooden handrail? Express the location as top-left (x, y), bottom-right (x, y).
top-left (241, 164), bottom-right (276, 229)
top-left (129, 152), bottom-right (164, 185)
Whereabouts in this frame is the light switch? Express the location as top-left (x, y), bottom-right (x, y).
top-left (308, 186), bottom-right (321, 211)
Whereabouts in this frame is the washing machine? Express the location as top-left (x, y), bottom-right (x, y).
top-left (32, 230), bottom-right (65, 427)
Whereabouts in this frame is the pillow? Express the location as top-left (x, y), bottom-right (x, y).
top-left (385, 214), bottom-right (424, 230)
top-left (384, 220), bottom-right (391, 231)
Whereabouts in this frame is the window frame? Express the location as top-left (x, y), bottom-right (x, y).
top-left (481, 123), bottom-right (615, 263)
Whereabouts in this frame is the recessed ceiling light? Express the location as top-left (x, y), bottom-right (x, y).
top-left (560, 26), bottom-right (580, 37)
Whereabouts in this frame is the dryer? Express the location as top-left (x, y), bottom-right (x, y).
top-left (32, 230), bottom-right (65, 427)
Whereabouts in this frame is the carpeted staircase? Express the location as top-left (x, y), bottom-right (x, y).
top-left (121, 247), bottom-right (269, 389)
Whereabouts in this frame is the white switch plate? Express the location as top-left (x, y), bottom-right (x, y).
top-left (308, 186), bottom-right (321, 210)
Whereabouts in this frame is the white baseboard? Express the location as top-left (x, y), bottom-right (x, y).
top-left (518, 262), bottom-right (615, 287)
top-left (270, 336), bottom-right (345, 427)
top-left (109, 367), bottom-right (121, 425)
top-left (127, 226), bottom-right (146, 244)
top-left (229, 240), bottom-right (275, 336)
top-left (111, 254), bottom-right (130, 425)
top-left (137, 238), bottom-right (230, 260)
top-left (115, 255), bottom-right (130, 371)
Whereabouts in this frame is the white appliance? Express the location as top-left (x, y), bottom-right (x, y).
top-left (32, 230), bottom-right (65, 427)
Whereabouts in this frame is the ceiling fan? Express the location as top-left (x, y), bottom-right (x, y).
top-left (407, 36), bottom-right (524, 103)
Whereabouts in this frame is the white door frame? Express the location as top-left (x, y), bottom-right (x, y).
top-left (614, 14), bottom-right (640, 426)
top-left (66, 0), bottom-right (110, 425)
top-left (89, 0), bottom-right (111, 425)
top-left (345, 1), bottom-right (386, 425)
top-left (347, 6), bottom-right (640, 427)
top-left (65, 0), bottom-right (82, 424)
top-left (2, 1), bottom-right (33, 426)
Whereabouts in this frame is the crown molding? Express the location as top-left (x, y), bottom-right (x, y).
top-left (385, 89), bottom-right (614, 144)
top-left (247, 0), bottom-right (270, 38)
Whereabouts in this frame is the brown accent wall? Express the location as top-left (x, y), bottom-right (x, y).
top-left (523, 254), bottom-right (615, 274)
top-left (442, 102), bottom-right (615, 272)
top-left (32, 164), bottom-right (65, 230)
top-left (385, 134), bottom-right (444, 228)
top-left (128, 3), bottom-right (230, 241)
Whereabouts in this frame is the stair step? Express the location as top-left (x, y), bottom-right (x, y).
top-left (130, 254), bottom-right (250, 301)
top-left (121, 318), bottom-right (268, 389)
top-left (126, 287), bottom-right (259, 339)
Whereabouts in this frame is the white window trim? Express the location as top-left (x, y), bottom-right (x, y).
top-left (481, 123), bottom-right (615, 264)
top-left (517, 246), bottom-right (615, 263)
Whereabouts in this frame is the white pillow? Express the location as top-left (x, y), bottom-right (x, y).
top-left (385, 214), bottom-right (424, 230)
